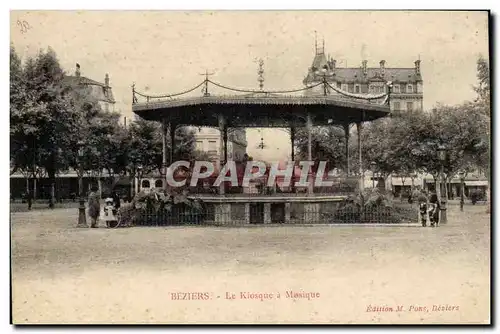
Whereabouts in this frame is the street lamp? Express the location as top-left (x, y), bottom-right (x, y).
top-left (459, 171), bottom-right (465, 212)
top-left (386, 81), bottom-right (393, 106)
top-left (137, 165), bottom-right (143, 194)
top-left (437, 144), bottom-right (447, 224)
top-left (315, 67), bottom-right (329, 96)
top-left (370, 161), bottom-right (377, 189)
top-left (76, 141), bottom-right (87, 228)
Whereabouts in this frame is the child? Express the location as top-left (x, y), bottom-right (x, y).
top-left (419, 202), bottom-right (428, 226)
top-left (103, 197), bottom-right (119, 228)
top-left (428, 193), bottom-right (440, 227)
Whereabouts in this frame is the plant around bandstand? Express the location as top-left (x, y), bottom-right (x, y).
top-left (331, 188), bottom-right (417, 224)
top-left (116, 188), bottom-right (206, 227)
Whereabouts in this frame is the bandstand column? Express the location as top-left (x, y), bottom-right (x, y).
top-left (218, 114), bottom-right (226, 195)
top-left (169, 123), bottom-right (176, 165)
top-left (290, 127), bottom-right (296, 162)
top-left (306, 111), bottom-right (314, 195)
top-left (357, 122), bottom-right (364, 192)
top-left (343, 123), bottom-right (350, 176)
top-left (162, 118), bottom-right (168, 189)
top-left (223, 127), bottom-right (228, 165)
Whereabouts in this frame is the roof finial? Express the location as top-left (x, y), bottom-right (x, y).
top-left (199, 69), bottom-right (214, 96)
top-left (314, 30), bottom-right (318, 54)
top-left (257, 58), bottom-right (265, 91)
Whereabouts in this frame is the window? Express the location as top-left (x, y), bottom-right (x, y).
top-left (407, 84), bottom-right (413, 93)
top-left (208, 140), bottom-right (217, 151)
top-left (341, 84), bottom-right (348, 91)
top-left (394, 102), bottom-right (401, 111)
top-left (355, 85), bottom-right (360, 93)
top-left (337, 82), bottom-right (341, 89)
top-left (348, 85), bottom-right (353, 93)
top-left (155, 180), bottom-right (163, 188)
top-left (141, 180), bottom-right (150, 188)
top-left (400, 85), bottom-right (406, 93)
top-left (407, 102), bottom-right (414, 112)
top-left (393, 84), bottom-right (400, 93)
top-left (196, 141), bottom-right (203, 151)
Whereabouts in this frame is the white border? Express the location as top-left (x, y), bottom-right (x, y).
top-left (3, 2), bottom-right (498, 333)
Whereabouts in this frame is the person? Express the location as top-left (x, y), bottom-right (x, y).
top-left (112, 190), bottom-right (121, 210)
top-left (88, 186), bottom-right (101, 228)
top-left (103, 197), bottom-right (118, 228)
top-left (428, 192), bottom-right (440, 227)
top-left (26, 190), bottom-right (33, 211)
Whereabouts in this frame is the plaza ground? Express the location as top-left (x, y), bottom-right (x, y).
top-left (11, 203), bottom-right (490, 324)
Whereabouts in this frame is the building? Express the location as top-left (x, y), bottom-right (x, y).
top-left (192, 127), bottom-right (248, 163)
top-left (303, 42), bottom-right (423, 113)
top-left (303, 41), bottom-right (424, 193)
top-left (63, 63), bottom-right (116, 112)
top-left (10, 64), bottom-right (118, 200)
top-left (302, 42), bottom-right (489, 199)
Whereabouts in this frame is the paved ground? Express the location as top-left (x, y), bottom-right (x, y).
top-left (11, 203), bottom-right (490, 324)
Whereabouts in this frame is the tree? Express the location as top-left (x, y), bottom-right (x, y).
top-left (10, 47), bottom-right (85, 207)
top-left (474, 54), bottom-right (490, 111)
top-left (295, 126), bottom-right (347, 171)
top-left (124, 118), bottom-right (196, 194)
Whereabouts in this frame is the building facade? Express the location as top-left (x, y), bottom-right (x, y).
top-left (63, 63), bottom-right (116, 112)
top-left (302, 43), bottom-right (488, 199)
top-left (303, 44), bottom-right (423, 113)
top-left (303, 43), bottom-right (424, 194)
top-left (192, 127), bottom-right (248, 163)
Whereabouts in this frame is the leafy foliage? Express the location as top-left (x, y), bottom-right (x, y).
top-left (119, 188), bottom-right (206, 226)
top-left (10, 46), bottom-right (198, 203)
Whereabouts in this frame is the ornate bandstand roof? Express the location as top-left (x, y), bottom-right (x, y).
top-left (132, 78), bottom-right (392, 128)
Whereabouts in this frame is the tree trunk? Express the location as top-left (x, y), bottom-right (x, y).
top-left (33, 178), bottom-right (37, 200)
top-left (444, 177), bottom-right (449, 202)
top-left (48, 172), bottom-right (55, 209)
top-left (400, 177), bottom-right (405, 202)
top-left (98, 178), bottom-right (102, 197)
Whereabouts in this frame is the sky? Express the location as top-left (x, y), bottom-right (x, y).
top-left (10, 10), bottom-right (489, 161)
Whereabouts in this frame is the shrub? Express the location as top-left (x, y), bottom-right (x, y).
top-left (330, 188), bottom-right (413, 224)
top-left (469, 189), bottom-right (485, 205)
top-left (119, 188), bottom-right (207, 226)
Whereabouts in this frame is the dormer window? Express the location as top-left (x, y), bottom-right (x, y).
top-left (355, 84), bottom-right (360, 93)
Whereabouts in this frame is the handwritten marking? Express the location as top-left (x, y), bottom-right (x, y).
top-left (17, 20), bottom-right (31, 34)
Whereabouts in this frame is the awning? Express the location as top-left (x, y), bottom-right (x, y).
top-left (465, 180), bottom-right (489, 187)
top-left (391, 178), bottom-right (415, 186)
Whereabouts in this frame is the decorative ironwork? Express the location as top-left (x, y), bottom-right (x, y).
top-left (199, 70), bottom-right (215, 97)
top-left (132, 199), bottom-right (417, 226)
top-left (257, 58), bottom-right (265, 91)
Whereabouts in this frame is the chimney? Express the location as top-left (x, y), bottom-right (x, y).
top-left (362, 60), bottom-right (368, 76)
top-left (414, 60), bottom-right (421, 75)
top-left (75, 63), bottom-right (81, 77)
top-left (380, 60), bottom-right (386, 76)
top-left (105, 73), bottom-right (110, 87)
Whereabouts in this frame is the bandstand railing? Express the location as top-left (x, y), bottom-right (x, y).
top-left (182, 175), bottom-right (361, 197)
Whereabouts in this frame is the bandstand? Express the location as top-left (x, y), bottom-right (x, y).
top-left (132, 74), bottom-right (392, 225)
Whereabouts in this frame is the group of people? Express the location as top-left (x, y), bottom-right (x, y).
top-left (419, 192), bottom-right (441, 227)
top-left (87, 186), bottom-right (121, 228)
